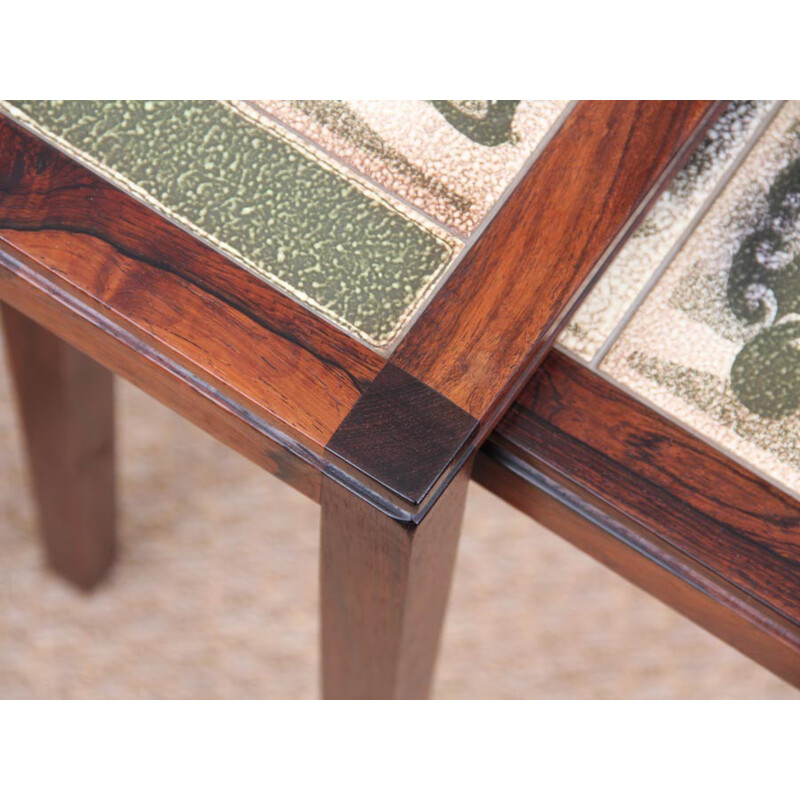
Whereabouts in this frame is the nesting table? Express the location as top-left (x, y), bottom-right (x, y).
top-left (1, 100), bottom-right (798, 698)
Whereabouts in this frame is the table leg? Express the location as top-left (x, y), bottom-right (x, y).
top-left (320, 463), bottom-right (471, 699)
top-left (1, 303), bottom-right (116, 589)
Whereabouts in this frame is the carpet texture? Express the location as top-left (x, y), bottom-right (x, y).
top-left (0, 337), bottom-right (795, 699)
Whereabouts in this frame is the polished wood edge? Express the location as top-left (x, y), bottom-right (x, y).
top-left (475, 447), bottom-right (800, 688)
top-left (0, 243), bottom-right (323, 501)
top-left (0, 239), bottom-right (460, 519)
top-left (476, 350), bottom-right (800, 687)
top-left (0, 104), bottom-right (725, 523)
top-left (0, 238), bottom-right (445, 521)
top-left (0, 115), bottom-right (385, 441)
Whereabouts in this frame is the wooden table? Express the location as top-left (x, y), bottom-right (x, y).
top-left (1, 100), bottom-right (797, 698)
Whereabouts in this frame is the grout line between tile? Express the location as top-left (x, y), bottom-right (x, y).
top-left (588, 100), bottom-right (785, 371)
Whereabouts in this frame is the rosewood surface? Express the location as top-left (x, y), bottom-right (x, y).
top-left (476, 350), bottom-right (800, 686)
top-left (0, 116), bottom-right (383, 447)
top-left (3, 100), bottom-right (794, 696)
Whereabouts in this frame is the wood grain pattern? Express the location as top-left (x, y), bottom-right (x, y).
top-left (2, 302), bottom-right (116, 588)
top-left (320, 459), bottom-right (472, 699)
top-left (4, 102), bottom-right (791, 694)
top-left (0, 240), bottom-right (323, 502)
top-left (322, 102), bottom-right (724, 515)
top-left (393, 101), bottom-right (722, 418)
top-left (0, 116), bottom-right (385, 451)
top-left (476, 350), bottom-right (800, 686)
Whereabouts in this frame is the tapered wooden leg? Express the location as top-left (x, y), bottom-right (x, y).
top-left (2, 303), bottom-right (116, 589)
top-left (320, 464), bottom-right (471, 699)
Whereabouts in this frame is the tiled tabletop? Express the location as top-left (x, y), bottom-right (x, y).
top-left (560, 100), bottom-right (800, 499)
top-left (6, 100), bottom-right (792, 499)
top-left (0, 100), bottom-right (567, 351)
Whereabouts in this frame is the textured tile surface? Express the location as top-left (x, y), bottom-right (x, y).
top-left (559, 100), bottom-right (777, 362)
top-left (246, 101), bottom-right (568, 237)
top-left (1, 100), bottom-right (565, 351)
top-left (597, 102), bottom-right (800, 497)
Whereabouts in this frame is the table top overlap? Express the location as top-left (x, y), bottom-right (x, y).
top-left (561, 100), bottom-right (800, 498)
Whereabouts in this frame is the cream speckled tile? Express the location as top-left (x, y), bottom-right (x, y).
top-left (599, 101), bottom-right (800, 497)
top-left (559, 101), bottom-right (777, 362)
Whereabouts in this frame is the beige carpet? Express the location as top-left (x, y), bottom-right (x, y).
top-left (0, 341), bottom-right (796, 699)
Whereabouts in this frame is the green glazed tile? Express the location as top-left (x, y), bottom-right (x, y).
top-left (2, 100), bottom-right (459, 348)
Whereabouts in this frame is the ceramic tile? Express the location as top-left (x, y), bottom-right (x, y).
top-left (559, 100), bottom-right (777, 362)
top-left (599, 102), bottom-right (800, 496)
top-left (244, 101), bottom-right (568, 237)
top-left (1, 100), bottom-right (467, 350)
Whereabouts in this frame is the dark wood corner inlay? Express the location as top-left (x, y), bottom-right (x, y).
top-left (326, 364), bottom-right (477, 506)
